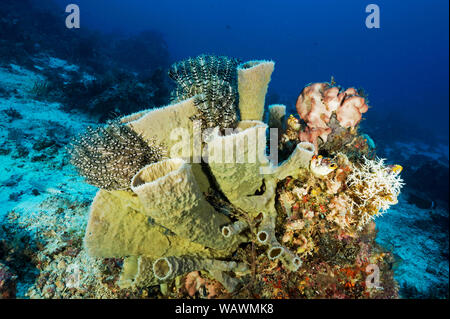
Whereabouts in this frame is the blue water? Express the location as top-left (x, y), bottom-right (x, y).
top-left (54, 0), bottom-right (449, 140)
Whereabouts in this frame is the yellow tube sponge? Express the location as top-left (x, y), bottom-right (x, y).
top-left (153, 256), bottom-right (248, 292)
top-left (120, 255), bottom-right (249, 292)
top-left (237, 60), bottom-right (275, 121)
top-left (207, 124), bottom-right (314, 214)
top-left (126, 97), bottom-right (198, 158)
top-left (120, 110), bottom-right (151, 124)
top-left (221, 220), bottom-right (249, 238)
top-left (275, 142), bottom-right (315, 180)
top-left (118, 256), bottom-right (159, 288)
top-left (130, 158), bottom-right (243, 251)
top-left (84, 189), bottom-right (215, 259)
top-left (206, 120), bottom-right (272, 212)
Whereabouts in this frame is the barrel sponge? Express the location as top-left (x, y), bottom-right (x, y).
top-left (130, 158), bottom-right (243, 251)
top-left (126, 97), bottom-right (198, 158)
top-left (84, 189), bottom-right (218, 259)
top-left (237, 60), bottom-right (275, 121)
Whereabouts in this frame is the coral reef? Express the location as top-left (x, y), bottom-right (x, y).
top-left (1, 57), bottom-right (446, 299)
top-left (64, 55), bottom-right (404, 299)
top-left (294, 82), bottom-right (369, 157)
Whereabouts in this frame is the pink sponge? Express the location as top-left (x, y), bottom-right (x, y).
top-left (336, 96), bottom-right (368, 128)
top-left (296, 83), bottom-right (369, 152)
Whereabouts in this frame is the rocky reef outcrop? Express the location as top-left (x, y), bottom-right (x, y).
top-left (67, 55), bottom-right (404, 298)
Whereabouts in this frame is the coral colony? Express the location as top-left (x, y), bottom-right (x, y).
top-left (68, 55), bottom-right (404, 298)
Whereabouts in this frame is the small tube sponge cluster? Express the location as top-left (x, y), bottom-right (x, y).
top-left (296, 83), bottom-right (369, 153)
top-left (153, 256), bottom-right (248, 291)
top-left (68, 120), bottom-right (165, 190)
top-left (119, 255), bottom-right (249, 292)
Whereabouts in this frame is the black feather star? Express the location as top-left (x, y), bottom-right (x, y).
top-left (67, 120), bottom-right (166, 190)
top-left (168, 54), bottom-right (241, 131)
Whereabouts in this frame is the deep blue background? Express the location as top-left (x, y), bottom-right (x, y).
top-left (54, 0), bottom-right (449, 142)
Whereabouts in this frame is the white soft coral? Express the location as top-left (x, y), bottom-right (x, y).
top-left (346, 156), bottom-right (404, 228)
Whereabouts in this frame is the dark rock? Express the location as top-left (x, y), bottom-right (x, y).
top-left (31, 154), bottom-right (47, 162)
top-left (407, 193), bottom-right (434, 209)
top-left (12, 145), bottom-right (29, 159)
top-left (32, 139), bottom-right (55, 151)
top-left (2, 174), bottom-right (22, 187)
top-left (31, 189), bottom-right (40, 196)
top-left (8, 192), bottom-right (23, 201)
top-left (0, 147), bottom-right (12, 155)
top-left (2, 107), bottom-right (22, 122)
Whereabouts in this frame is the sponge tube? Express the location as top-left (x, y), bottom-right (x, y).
top-left (152, 256), bottom-right (248, 292)
top-left (237, 60), bottom-right (275, 121)
top-left (275, 142), bottom-right (315, 180)
top-left (207, 120), bottom-right (272, 211)
top-left (118, 256), bottom-right (158, 289)
top-left (221, 220), bottom-right (249, 238)
top-left (131, 158), bottom-right (242, 251)
top-left (126, 97), bottom-right (198, 158)
top-left (256, 212), bottom-right (302, 272)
